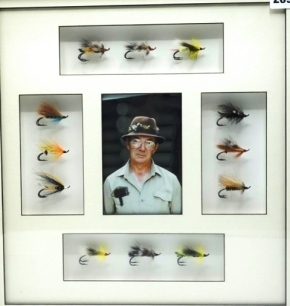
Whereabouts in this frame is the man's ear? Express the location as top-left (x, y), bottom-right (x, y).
top-left (153, 143), bottom-right (159, 154)
top-left (125, 138), bottom-right (130, 150)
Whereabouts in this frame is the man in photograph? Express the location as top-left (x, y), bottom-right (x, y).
top-left (103, 116), bottom-right (182, 215)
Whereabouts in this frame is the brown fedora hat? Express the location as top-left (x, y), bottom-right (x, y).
top-left (121, 116), bottom-right (165, 143)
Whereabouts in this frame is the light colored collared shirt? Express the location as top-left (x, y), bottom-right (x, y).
top-left (103, 160), bottom-right (182, 214)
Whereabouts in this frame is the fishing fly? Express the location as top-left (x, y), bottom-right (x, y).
top-left (79, 246), bottom-right (111, 265)
top-left (218, 175), bottom-right (250, 198)
top-left (36, 102), bottom-right (68, 126)
top-left (78, 39), bottom-right (110, 62)
top-left (175, 246), bottom-right (209, 266)
top-left (128, 244), bottom-right (161, 266)
top-left (173, 39), bottom-right (205, 60)
top-left (37, 141), bottom-right (69, 161)
top-left (124, 42), bottom-right (156, 59)
top-left (37, 172), bottom-right (70, 198)
top-left (216, 138), bottom-right (249, 161)
top-left (217, 103), bottom-right (249, 126)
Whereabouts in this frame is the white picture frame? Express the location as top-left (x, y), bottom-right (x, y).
top-left (0, 1), bottom-right (288, 305)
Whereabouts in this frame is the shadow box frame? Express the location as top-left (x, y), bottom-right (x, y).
top-left (0, 0), bottom-right (289, 305)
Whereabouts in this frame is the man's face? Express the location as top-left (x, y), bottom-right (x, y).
top-left (127, 136), bottom-right (159, 165)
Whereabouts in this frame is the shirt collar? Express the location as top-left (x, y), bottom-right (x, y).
top-left (117, 159), bottom-right (162, 178)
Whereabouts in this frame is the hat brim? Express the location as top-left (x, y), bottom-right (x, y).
top-left (121, 132), bottom-right (165, 144)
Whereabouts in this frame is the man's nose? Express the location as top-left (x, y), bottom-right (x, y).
top-left (138, 142), bottom-right (146, 150)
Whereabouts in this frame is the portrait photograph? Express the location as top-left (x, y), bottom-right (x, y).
top-left (102, 93), bottom-right (182, 215)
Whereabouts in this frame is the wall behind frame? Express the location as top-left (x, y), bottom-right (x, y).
top-left (0, 3), bottom-right (286, 305)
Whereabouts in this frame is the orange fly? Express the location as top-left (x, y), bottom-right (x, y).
top-left (218, 175), bottom-right (250, 198)
top-left (37, 141), bottom-right (69, 161)
top-left (216, 138), bottom-right (249, 161)
top-left (78, 39), bottom-right (110, 62)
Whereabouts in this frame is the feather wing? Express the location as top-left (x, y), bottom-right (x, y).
top-left (219, 175), bottom-right (243, 189)
top-left (37, 172), bottom-right (64, 187)
top-left (37, 102), bottom-right (63, 117)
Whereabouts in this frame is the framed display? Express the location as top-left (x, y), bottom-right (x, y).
top-left (63, 233), bottom-right (225, 281)
top-left (201, 92), bottom-right (267, 214)
top-left (0, 1), bottom-right (288, 306)
top-left (19, 94), bottom-right (84, 215)
top-left (59, 23), bottom-right (224, 75)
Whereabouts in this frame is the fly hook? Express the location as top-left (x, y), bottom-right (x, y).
top-left (79, 247), bottom-right (111, 265)
top-left (218, 175), bottom-right (250, 198)
top-left (37, 172), bottom-right (70, 198)
top-left (124, 42), bottom-right (156, 59)
top-left (78, 40), bottom-right (110, 62)
top-left (37, 141), bottom-right (69, 161)
top-left (175, 247), bottom-right (209, 266)
top-left (128, 244), bottom-right (161, 266)
top-left (173, 40), bottom-right (205, 60)
top-left (216, 138), bottom-right (249, 161)
top-left (217, 103), bottom-right (249, 126)
top-left (36, 102), bottom-right (68, 126)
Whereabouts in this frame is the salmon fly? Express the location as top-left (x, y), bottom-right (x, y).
top-left (217, 103), bottom-right (249, 126)
top-left (36, 102), bottom-right (68, 126)
top-left (37, 141), bottom-right (69, 161)
top-left (37, 172), bottom-right (70, 198)
top-left (175, 246), bottom-right (209, 266)
top-left (128, 244), bottom-right (161, 266)
top-left (78, 39), bottom-right (110, 62)
top-left (218, 175), bottom-right (250, 198)
top-left (124, 42), bottom-right (156, 59)
top-left (216, 138), bottom-right (249, 161)
top-left (173, 39), bottom-right (205, 60)
top-left (79, 246), bottom-right (111, 265)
